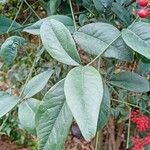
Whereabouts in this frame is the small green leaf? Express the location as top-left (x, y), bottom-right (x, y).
top-left (97, 84), bottom-right (110, 131)
top-left (0, 36), bottom-right (25, 65)
top-left (64, 66), bottom-right (103, 140)
top-left (36, 80), bottom-right (72, 150)
top-left (0, 16), bottom-right (21, 35)
top-left (23, 15), bottom-right (74, 35)
top-left (0, 92), bottom-right (19, 118)
top-left (22, 70), bottom-right (54, 99)
top-left (40, 19), bottom-right (81, 65)
top-left (111, 2), bottom-right (131, 26)
top-left (122, 22), bottom-right (150, 59)
top-left (74, 23), bottom-right (133, 61)
top-left (49, 0), bottom-right (61, 14)
top-left (109, 71), bottom-right (150, 92)
top-left (18, 98), bottom-right (40, 134)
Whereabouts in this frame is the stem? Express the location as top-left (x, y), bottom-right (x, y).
top-left (126, 108), bottom-right (131, 149)
top-left (87, 35), bottom-right (121, 66)
top-left (112, 99), bottom-right (150, 114)
top-left (23, 0), bottom-right (41, 20)
top-left (69, 0), bottom-right (77, 31)
top-left (130, 16), bottom-right (139, 28)
top-left (7, 0), bottom-right (24, 33)
top-left (95, 132), bottom-right (100, 150)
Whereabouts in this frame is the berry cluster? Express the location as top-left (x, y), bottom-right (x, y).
top-left (137, 0), bottom-right (150, 18)
top-left (130, 109), bottom-right (150, 150)
top-left (130, 109), bottom-right (150, 132)
top-left (132, 134), bottom-right (150, 150)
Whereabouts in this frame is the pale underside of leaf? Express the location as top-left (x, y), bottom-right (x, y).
top-left (64, 66), bottom-right (103, 140)
top-left (40, 19), bottom-right (81, 66)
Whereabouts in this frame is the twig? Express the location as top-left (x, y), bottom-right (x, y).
top-left (68, 0), bottom-right (77, 31)
top-left (126, 108), bottom-right (131, 149)
top-left (23, 0), bottom-right (41, 20)
top-left (7, 0), bottom-right (24, 33)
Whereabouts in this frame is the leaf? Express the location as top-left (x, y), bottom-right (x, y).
top-left (36, 80), bottom-right (72, 150)
top-left (73, 22), bottom-right (133, 61)
top-left (97, 84), bottom-right (110, 131)
top-left (109, 71), bottom-right (150, 92)
top-left (23, 15), bottom-right (74, 35)
top-left (0, 92), bottom-right (19, 118)
top-left (40, 19), bottom-right (81, 65)
top-left (18, 98), bottom-right (40, 134)
top-left (122, 22), bottom-right (150, 59)
top-left (93, 0), bottom-right (113, 11)
top-left (137, 60), bottom-right (150, 75)
top-left (0, 36), bottom-right (26, 65)
top-left (22, 70), bottom-right (54, 99)
top-left (49, 0), bottom-right (61, 14)
top-left (64, 66), bottom-right (103, 140)
top-left (111, 2), bottom-right (131, 26)
top-left (0, 16), bottom-right (21, 35)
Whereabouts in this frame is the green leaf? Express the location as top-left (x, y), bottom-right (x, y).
top-left (97, 84), bottom-right (110, 131)
top-left (0, 36), bottom-right (25, 65)
top-left (23, 15), bottom-right (74, 35)
top-left (49, 0), bottom-right (61, 14)
top-left (22, 70), bottom-right (54, 99)
top-left (64, 66), bottom-right (103, 140)
top-left (109, 71), bottom-right (150, 92)
top-left (18, 98), bottom-right (40, 134)
top-left (137, 60), bottom-right (150, 75)
top-left (122, 22), bottom-right (150, 59)
top-left (0, 16), bottom-right (21, 35)
top-left (73, 23), bottom-right (133, 61)
top-left (36, 80), bottom-right (72, 150)
top-left (0, 92), bottom-right (19, 118)
top-left (93, 0), bottom-right (113, 12)
top-left (40, 19), bottom-right (81, 65)
top-left (111, 2), bottom-right (131, 26)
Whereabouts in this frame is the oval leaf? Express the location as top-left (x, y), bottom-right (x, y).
top-left (0, 16), bottom-right (21, 35)
top-left (18, 98), bottom-right (40, 134)
top-left (73, 22), bottom-right (133, 61)
top-left (97, 84), bottom-right (110, 131)
top-left (23, 15), bottom-right (74, 35)
top-left (36, 80), bottom-right (73, 150)
top-left (0, 92), bottom-right (19, 118)
top-left (0, 36), bottom-right (25, 65)
top-left (40, 19), bottom-right (81, 66)
top-left (22, 70), bottom-right (54, 99)
top-left (109, 71), bottom-right (150, 92)
top-left (122, 22), bottom-right (150, 59)
top-left (64, 66), bottom-right (103, 140)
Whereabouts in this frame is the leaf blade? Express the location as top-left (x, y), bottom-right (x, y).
top-left (0, 92), bottom-right (19, 118)
top-left (122, 22), bottom-right (150, 59)
top-left (36, 80), bottom-right (73, 150)
top-left (73, 22), bottom-right (133, 61)
top-left (109, 71), bottom-right (150, 92)
top-left (22, 70), bottom-right (54, 99)
top-left (64, 66), bottom-right (103, 140)
top-left (18, 98), bottom-right (40, 134)
top-left (40, 19), bottom-right (81, 66)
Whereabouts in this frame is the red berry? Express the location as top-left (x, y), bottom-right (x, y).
top-left (138, 9), bottom-right (149, 18)
top-left (138, 0), bottom-right (148, 7)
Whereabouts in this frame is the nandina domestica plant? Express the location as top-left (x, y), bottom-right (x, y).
top-left (0, 0), bottom-right (150, 150)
